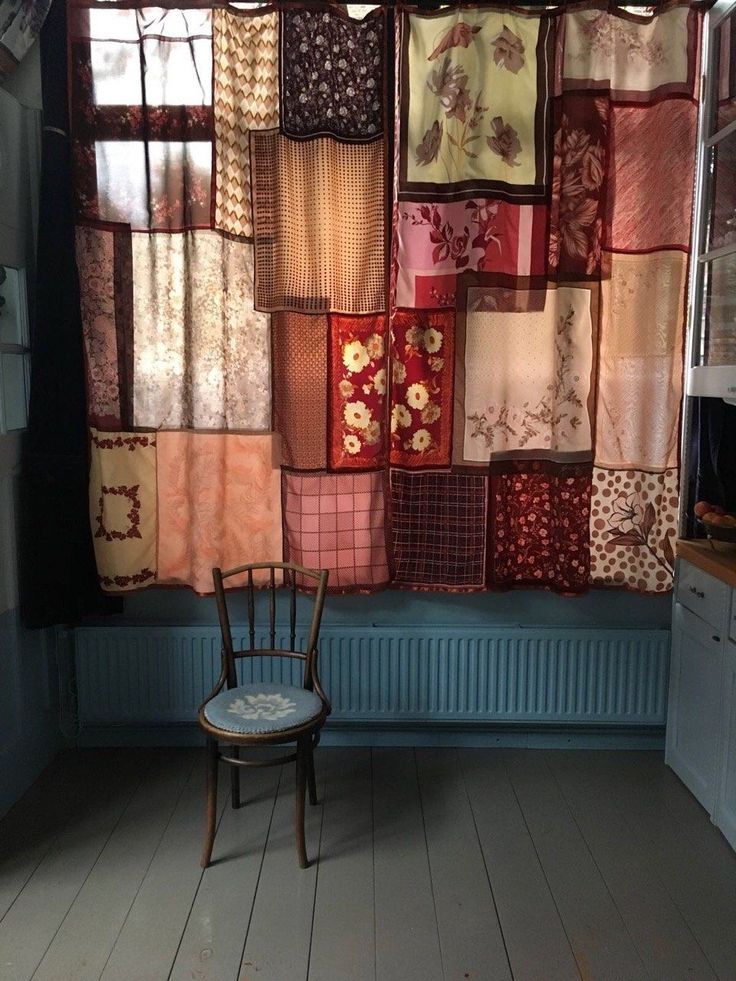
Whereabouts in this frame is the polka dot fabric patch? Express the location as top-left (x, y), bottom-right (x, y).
top-left (589, 468), bottom-right (678, 592)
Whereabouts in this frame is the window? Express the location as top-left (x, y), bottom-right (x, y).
top-left (687, 0), bottom-right (736, 391)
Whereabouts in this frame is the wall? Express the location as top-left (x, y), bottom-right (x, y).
top-left (0, 45), bottom-right (62, 817)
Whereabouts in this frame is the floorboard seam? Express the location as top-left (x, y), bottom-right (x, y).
top-left (163, 754), bottom-right (232, 981)
top-left (414, 748), bottom-right (447, 981)
top-left (502, 753), bottom-right (583, 981)
top-left (556, 752), bottom-right (722, 981)
top-left (540, 752), bottom-right (651, 981)
top-left (304, 763), bottom-right (327, 981)
top-left (26, 759), bottom-right (153, 981)
top-left (0, 760), bottom-right (94, 930)
top-left (370, 748), bottom-right (377, 981)
top-left (235, 766), bottom-right (284, 981)
top-left (457, 750), bottom-right (514, 981)
top-left (93, 753), bottom-right (196, 981)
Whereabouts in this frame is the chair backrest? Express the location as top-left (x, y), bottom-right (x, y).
top-left (212, 561), bottom-right (329, 691)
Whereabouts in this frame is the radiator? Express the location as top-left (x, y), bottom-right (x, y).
top-left (73, 625), bottom-right (670, 738)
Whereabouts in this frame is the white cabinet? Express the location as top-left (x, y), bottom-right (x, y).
top-left (666, 557), bottom-right (736, 850)
top-left (715, 639), bottom-right (736, 849)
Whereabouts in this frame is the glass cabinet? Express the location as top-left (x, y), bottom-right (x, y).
top-left (688, 0), bottom-right (736, 400)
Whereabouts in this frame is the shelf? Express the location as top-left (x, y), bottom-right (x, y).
top-left (677, 539), bottom-right (736, 589)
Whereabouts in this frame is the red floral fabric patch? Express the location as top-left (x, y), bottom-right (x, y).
top-left (491, 462), bottom-right (591, 592)
top-left (390, 309), bottom-right (454, 468)
top-left (329, 314), bottom-right (387, 470)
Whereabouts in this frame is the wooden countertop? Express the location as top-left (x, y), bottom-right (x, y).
top-left (677, 539), bottom-right (736, 589)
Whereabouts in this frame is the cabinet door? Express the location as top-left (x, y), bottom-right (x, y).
top-left (715, 640), bottom-right (736, 849)
top-left (666, 603), bottom-right (724, 814)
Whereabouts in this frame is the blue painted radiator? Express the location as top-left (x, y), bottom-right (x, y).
top-left (73, 625), bottom-right (670, 744)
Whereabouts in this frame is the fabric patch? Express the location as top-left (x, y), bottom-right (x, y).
top-left (94, 140), bottom-right (211, 231)
top-left (69, 10), bottom-right (214, 229)
top-left (454, 283), bottom-right (594, 466)
top-left (491, 461), bottom-right (591, 592)
top-left (399, 8), bottom-right (553, 201)
top-left (156, 432), bottom-right (282, 594)
top-left (214, 9), bottom-right (278, 240)
top-left (89, 430), bottom-right (157, 591)
top-left (589, 468), bottom-right (678, 592)
top-left (606, 100), bottom-right (697, 252)
top-left (250, 131), bottom-right (385, 314)
top-left (596, 251), bottom-right (687, 471)
top-left (390, 309), bottom-right (453, 468)
top-left (280, 7), bottom-right (383, 141)
top-left (272, 312), bottom-right (328, 470)
top-left (395, 200), bottom-right (547, 309)
top-left (131, 231), bottom-right (270, 430)
top-left (390, 470), bottom-right (487, 588)
top-left (562, 7), bottom-right (696, 101)
top-left (77, 226), bottom-right (129, 429)
top-left (329, 314), bottom-right (387, 470)
top-left (282, 471), bottom-right (389, 589)
top-left (549, 94), bottom-right (609, 280)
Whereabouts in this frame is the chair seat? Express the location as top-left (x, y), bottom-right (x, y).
top-left (203, 682), bottom-right (323, 735)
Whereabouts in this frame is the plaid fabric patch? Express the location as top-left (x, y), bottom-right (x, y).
top-left (283, 471), bottom-right (389, 589)
top-left (390, 470), bottom-right (487, 587)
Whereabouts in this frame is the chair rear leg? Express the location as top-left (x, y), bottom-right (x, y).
top-left (201, 736), bottom-right (219, 868)
top-left (306, 737), bottom-right (318, 806)
top-left (295, 737), bottom-right (308, 868)
top-left (230, 744), bottom-right (240, 808)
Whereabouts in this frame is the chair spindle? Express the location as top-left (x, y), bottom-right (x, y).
top-left (269, 567), bottom-right (276, 648)
top-left (247, 569), bottom-right (255, 650)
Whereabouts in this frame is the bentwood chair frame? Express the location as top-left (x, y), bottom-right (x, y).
top-left (198, 561), bottom-right (330, 869)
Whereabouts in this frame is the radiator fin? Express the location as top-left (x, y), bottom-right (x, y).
top-left (74, 626), bottom-right (669, 728)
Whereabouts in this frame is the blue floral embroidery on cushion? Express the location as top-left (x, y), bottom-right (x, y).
top-left (204, 682), bottom-right (323, 734)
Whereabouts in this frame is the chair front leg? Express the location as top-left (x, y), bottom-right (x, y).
top-left (201, 736), bottom-right (219, 869)
top-left (306, 736), bottom-right (318, 806)
top-left (230, 744), bottom-right (240, 809)
top-left (295, 736), bottom-right (308, 869)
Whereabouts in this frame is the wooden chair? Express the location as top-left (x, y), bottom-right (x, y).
top-left (198, 561), bottom-right (330, 869)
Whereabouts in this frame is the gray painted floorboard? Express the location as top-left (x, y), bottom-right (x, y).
top-left (587, 751), bottom-right (736, 980)
top-left (238, 760), bottom-right (325, 981)
top-left (99, 759), bottom-right (228, 981)
top-left (32, 751), bottom-right (197, 981)
top-left (416, 748), bottom-right (512, 981)
top-left (459, 749), bottom-right (581, 981)
top-left (372, 748), bottom-right (443, 981)
top-left (0, 751), bottom-right (144, 981)
top-left (503, 750), bottom-right (650, 981)
top-left (547, 750), bottom-right (718, 981)
top-left (1, 746), bottom-right (735, 981)
top-left (308, 748), bottom-right (375, 981)
top-left (168, 760), bottom-right (281, 981)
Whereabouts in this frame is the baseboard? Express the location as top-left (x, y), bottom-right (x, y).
top-left (76, 720), bottom-right (665, 750)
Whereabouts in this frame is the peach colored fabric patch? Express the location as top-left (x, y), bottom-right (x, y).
top-left (156, 432), bottom-right (283, 592)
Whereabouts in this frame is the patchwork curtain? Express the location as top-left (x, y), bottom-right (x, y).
top-left (67, 0), bottom-right (701, 597)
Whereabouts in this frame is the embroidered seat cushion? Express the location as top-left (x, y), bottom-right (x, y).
top-left (203, 682), bottom-right (323, 735)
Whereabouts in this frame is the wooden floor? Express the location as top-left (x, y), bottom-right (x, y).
top-left (1, 748), bottom-right (735, 981)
